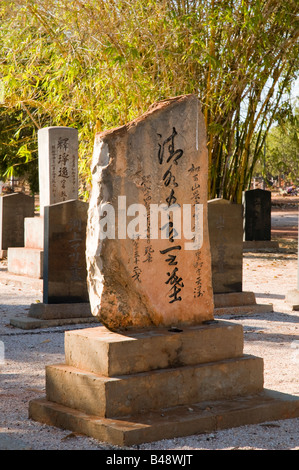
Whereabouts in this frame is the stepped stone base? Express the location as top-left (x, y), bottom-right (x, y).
top-left (214, 291), bottom-right (273, 316)
top-left (7, 247), bottom-right (43, 279)
top-left (29, 321), bottom-right (299, 446)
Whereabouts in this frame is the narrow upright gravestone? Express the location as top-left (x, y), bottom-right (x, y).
top-left (0, 192), bottom-right (34, 259)
top-left (208, 198), bottom-right (273, 315)
top-left (7, 127), bottom-right (79, 279)
top-left (29, 95), bottom-right (299, 446)
top-left (38, 127), bottom-right (79, 215)
top-left (243, 188), bottom-right (279, 250)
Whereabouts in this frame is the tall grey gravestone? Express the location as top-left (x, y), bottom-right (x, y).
top-left (208, 198), bottom-right (243, 293)
top-left (43, 199), bottom-right (89, 304)
top-left (208, 198), bottom-right (273, 314)
top-left (0, 192), bottom-right (34, 258)
top-left (38, 127), bottom-right (79, 216)
top-left (86, 93), bottom-right (214, 330)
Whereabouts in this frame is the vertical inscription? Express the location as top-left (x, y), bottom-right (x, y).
top-left (189, 164), bottom-right (204, 298)
top-left (141, 175), bottom-right (154, 263)
top-left (158, 127), bottom-right (184, 304)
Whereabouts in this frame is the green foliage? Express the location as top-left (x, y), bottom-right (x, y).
top-left (0, 0), bottom-right (298, 201)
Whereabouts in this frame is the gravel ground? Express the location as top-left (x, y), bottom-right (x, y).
top-left (0, 214), bottom-right (298, 451)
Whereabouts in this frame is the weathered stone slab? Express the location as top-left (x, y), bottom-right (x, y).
top-left (243, 189), bottom-right (271, 241)
top-left (64, 321), bottom-right (244, 377)
top-left (0, 192), bottom-right (34, 253)
top-left (38, 127), bottom-right (78, 216)
top-left (43, 199), bottom-right (89, 304)
top-left (208, 198), bottom-right (243, 293)
top-left (45, 355), bottom-right (263, 418)
top-left (86, 94), bottom-right (214, 330)
top-left (29, 390), bottom-right (299, 447)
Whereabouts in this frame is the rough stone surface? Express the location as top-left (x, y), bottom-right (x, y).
top-left (86, 94), bottom-right (214, 330)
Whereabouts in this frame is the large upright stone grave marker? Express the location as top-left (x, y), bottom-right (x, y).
top-left (0, 192), bottom-right (34, 258)
top-left (29, 95), bottom-right (299, 446)
top-left (86, 94), bottom-right (214, 330)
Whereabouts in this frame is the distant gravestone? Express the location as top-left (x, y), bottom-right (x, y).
top-left (43, 199), bottom-right (89, 304)
top-left (243, 189), bottom-right (271, 241)
top-left (38, 127), bottom-right (78, 216)
top-left (208, 199), bottom-right (243, 293)
top-left (86, 94), bottom-right (214, 330)
top-left (0, 193), bottom-right (34, 256)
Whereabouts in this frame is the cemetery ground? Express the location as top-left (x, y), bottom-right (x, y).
top-left (0, 194), bottom-right (298, 451)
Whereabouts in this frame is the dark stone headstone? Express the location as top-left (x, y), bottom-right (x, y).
top-left (43, 199), bottom-right (89, 304)
top-left (243, 189), bottom-right (271, 241)
top-left (208, 199), bottom-right (243, 293)
top-left (0, 193), bottom-right (35, 252)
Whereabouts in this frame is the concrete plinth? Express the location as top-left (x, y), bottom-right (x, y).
top-left (29, 321), bottom-right (299, 446)
top-left (214, 291), bottom-right (273, 316)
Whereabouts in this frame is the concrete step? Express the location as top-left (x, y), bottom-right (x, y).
top-left (29, 389), bottom-right (299, 447)
top-left (45, 355), bottom-right (264, 418)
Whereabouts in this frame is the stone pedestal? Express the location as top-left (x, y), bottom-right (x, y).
top-left (29, 321), bottom-right (299, 446)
